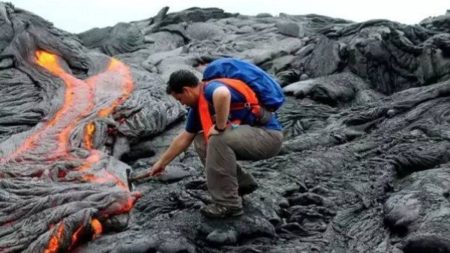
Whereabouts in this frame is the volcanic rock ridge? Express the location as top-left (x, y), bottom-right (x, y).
top-left (1, 2), bottom-right (450, 253)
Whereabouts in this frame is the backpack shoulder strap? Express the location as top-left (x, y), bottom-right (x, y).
top-left (212, 78), bottom-right (260, 112)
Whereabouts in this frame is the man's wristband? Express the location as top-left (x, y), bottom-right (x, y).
top-left (214, 125), bottom-right (226, 132)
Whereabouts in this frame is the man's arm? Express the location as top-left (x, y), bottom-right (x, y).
top-left (158, 130), bottom-right (196, 166)
top-left (149, 130), bottom-right (196, 176)
top-left (212, 86), bottom-right (231, 130)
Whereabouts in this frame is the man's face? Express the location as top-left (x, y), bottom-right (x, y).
top-left (171, 86), bottom-right (197, 107)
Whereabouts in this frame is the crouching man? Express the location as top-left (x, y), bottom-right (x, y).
top-left (145, 69), bottom-right (283, 218)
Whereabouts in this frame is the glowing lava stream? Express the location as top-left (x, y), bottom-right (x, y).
top-left (0, 51), bottom-right (138, 252)
top-left (2, 52), bottom-right (133, 171)
top-left (2, 51), bottom-right (95, 161)
top-left (1, 52), bottom-right (133, 165)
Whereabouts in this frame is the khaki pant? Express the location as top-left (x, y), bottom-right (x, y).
top-left (194, 125), bottom-right (283, 208)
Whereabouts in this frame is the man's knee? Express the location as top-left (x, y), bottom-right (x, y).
top-left (194, 134), bottom-right (205, 149)
top-left (194, 134), bottom-right (207, 162)
top-left (208, 132), bottom-right (232, 148)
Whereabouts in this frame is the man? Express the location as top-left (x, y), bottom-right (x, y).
top-left (146, 69), bottom-right (283, 218)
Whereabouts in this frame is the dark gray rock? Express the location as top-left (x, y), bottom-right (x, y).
top-left (206, 229), bottom-right (238, 245)
top-left (78, 22), bottom-right (145, 56)
top-left (159, 7), bottom-right (236, 27)
top-left (386, 167), bottom-right (450, 252)
top-left (256, 13), bottom-right (273, 18)
top-left (284, 72), bottom-right (372, 106)
top-left (1, 3), bottom-right (450, 253)
top-left (142, 6), bottom-right (170, 35)
top-left (420, 10), bottom-right (450, 33)
top-left (277, 22), bottom-right (300, 37)
top-left (304, 36), bottom-right (343, 77)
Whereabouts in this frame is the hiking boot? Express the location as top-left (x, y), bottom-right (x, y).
top-left (201, 203), bottom-right (243, 218)
top-left (238, 182), bottom-right (258, 196)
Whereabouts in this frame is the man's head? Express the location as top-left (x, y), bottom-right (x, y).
top-left (167, 70), bottom-right (200, 107)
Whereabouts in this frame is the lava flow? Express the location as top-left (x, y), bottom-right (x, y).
top-left (0, 50), bottom-right (139, 252)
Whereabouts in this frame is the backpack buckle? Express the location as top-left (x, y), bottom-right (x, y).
top-left (244, 102), bottom-right (252, 109)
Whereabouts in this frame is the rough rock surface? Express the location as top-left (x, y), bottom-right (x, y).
top-left (1, 2), bottom-right (450, 253)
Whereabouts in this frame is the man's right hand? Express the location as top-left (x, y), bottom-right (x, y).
top-left (149, 161), bottom-right (166, 176)
top-left (130, 161), bottom-right (166, 181)
top-left (135, 130), bottom-right (195, 180)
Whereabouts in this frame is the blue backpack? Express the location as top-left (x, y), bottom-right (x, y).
top-left (202, 58), bottom-right (285, 111)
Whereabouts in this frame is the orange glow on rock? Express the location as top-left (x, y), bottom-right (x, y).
top-left (84, 122), bottom-right (96, 150)
top-left (98, 58), bottom-right (133, 118)
top-left (69, 225), bottom-right (84, 250)
top-left (36, 51), bottom-right (63, 75)
top-left (102, 194), bottom-right (140, 217)
top-left (44, 222), bottom-right (64, 253)
top-left (90, 219), bottom-right (103, 239)
top-left (4, 50), bottom-right (94, 161)
top-left (120, 192), bottom-right (142, 214)
top-left (82, 169), bottom-right (128, 190)
top-left (1, 50), bottom-right (138, 250)
top-left (108, 58), bottom-right (120, 70)
top-left (98, 107), bottom-right (113, 117)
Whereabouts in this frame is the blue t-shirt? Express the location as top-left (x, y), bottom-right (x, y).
top-left (185, 80), bottom-right (282, 133)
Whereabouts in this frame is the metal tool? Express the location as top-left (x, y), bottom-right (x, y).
top-left (126, 169), bottom-right (152, 191)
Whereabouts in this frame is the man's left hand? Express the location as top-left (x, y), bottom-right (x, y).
top-left (208, 125), bottom-right (219, 137)
top-left (208, 124), bottom-right (225, 137)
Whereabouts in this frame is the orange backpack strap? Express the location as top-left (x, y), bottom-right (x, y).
top-left (213, 78), bottom-right (261, 116)
top-left (198, 79), bottom-right (262, 143)
top-left (198, 83), bottom-right (213, 142)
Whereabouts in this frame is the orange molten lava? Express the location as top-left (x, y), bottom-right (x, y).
top-left (98, 58), bottom-right (133, 117)
top-left (36, 51), bottom-right (64, 75)
top-left (90, 219), bottom-right (103, 239)
top-left (82, 169), bottom-right (127, 190)
top-left (70, 225), bottom-right (84, 249)
top-left (44, 223), bottom-right (64, 253)
top-left (84, 122), bottom-right (96, 150)
top-left (4, 51), bottom-right (94, 161)
top-left (15, 51), bottom-right (137, 252)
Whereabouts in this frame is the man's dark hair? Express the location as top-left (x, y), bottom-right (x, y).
top-left (166, 70), bottom-right (199, 94)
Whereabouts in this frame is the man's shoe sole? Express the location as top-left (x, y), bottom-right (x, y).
top-left (201, 205), bottom-right (244, 218)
